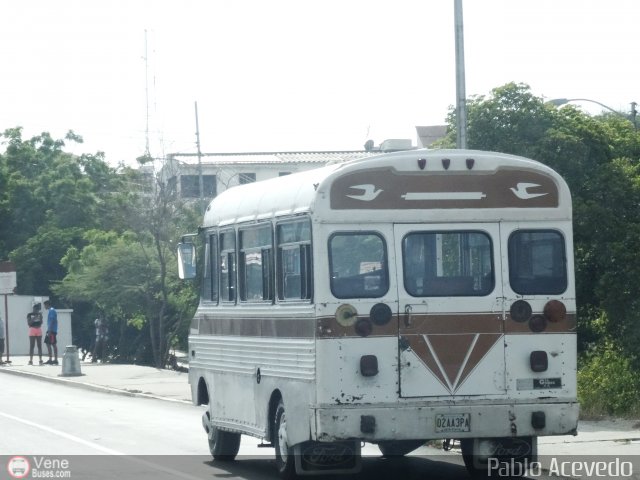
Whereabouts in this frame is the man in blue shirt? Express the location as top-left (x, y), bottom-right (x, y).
top-left (44, 300), bottom-right (58, 365)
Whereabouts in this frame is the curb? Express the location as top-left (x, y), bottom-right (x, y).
top-left (0, 365), bottom-right (192, 405)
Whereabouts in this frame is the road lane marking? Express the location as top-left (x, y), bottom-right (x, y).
top-left (0, 411), bottom-right (209, 480)
top-left (0, 410), bottom-right (123, 454)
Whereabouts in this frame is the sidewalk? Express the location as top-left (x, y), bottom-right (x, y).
top-left (1, 355), bottom-right (638, 458)
top-left (0, 354), bottom-right (191, 404)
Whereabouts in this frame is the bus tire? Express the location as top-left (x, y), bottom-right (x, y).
top-left (274, 400), bottom-right (296, 479)
top-left (208, 426), bottom-right (241, 461)
top-left (378, 440), bottom-right (425, 457)
top-left (461, 439), bottom-right (488, 477)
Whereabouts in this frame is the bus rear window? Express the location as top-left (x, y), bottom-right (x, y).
top-left (508, 230), bottom-right (567, 295)
top-left (402, 231), bottom-right (493, 297)
top-left (329, 232), bottom-right (389, 299)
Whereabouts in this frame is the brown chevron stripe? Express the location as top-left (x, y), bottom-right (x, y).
top-left (406, 335), bottom-right (449, 389)
top-left (456, 333), bottom-right (503, 389)
top-left (427, 334), bottom-right (476, 386)
top-left (406, 333), bottom-right (504, 393)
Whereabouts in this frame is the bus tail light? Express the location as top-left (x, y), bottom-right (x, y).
top-left (370, 303), bottom-right (392, 326)
top-left (529, 315), bottom-right (548, 333)
top-left (335, 304), bottom-right (358, 327)
top-left (543, 300), bottom-right (566, 323)
top-left (530, 351), bottom-right (548, 372)
top-left (355, 318), bottom-right (373, 337)
top-left (531, 411), bottom-right (546, 429)
top-left (360, 355), bottom-right (379, 377)
top-left (361, 415), bottom-right (376, 433)
top-left (510, 300), bottom-right (532, 322)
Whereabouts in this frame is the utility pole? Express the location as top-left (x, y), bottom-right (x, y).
top-left (194, 102), bottom-right (205, 214)
top-left (144, 30), bottom-right (151, 158)
top-left (454, 0), bottom-right (468, 149)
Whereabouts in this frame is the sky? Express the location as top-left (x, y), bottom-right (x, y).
top-left (1, 0), bottom-right (638, 166)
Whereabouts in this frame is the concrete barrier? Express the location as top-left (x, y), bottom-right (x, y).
top-left (60, 345), bottom-right (83, 377)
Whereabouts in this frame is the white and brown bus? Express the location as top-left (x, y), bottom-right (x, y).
top-left (178, 148), bottom-right (578, 478)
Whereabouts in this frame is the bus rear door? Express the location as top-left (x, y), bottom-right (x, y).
top-left (393, 223), bottom-right (507, 399)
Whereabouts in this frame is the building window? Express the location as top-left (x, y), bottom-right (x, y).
top-left (180, 175), bottom-right (217, 198)
top-left (279, 172), bottom-right (291, 177)
top-left (239, 173), bottom-right (256, 184)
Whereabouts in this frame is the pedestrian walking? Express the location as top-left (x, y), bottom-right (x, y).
top-left (92, 318), bottom-right (108, 363)
top-left (44, 300), bottom-right (58, 365)
top-left (27, 304), bottom-right (43, 365)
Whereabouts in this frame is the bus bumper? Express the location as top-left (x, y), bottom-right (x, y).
top-left (313, 401), bottom-right (579, 442)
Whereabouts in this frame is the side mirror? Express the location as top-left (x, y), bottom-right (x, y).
top-left (177, 242), bottom-right (197, 279)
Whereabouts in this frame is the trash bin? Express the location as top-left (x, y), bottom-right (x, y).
top-left (60, 345), bottom-right (83, 377)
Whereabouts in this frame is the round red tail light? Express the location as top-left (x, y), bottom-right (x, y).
top-left (543, 300), bottom-right (566, 323)
top-left (529, 315), bottom-right (548, 333)
top-left (355, 318), bottom-right (373, 337)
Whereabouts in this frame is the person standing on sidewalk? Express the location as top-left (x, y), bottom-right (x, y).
top-left (27, 304), bottom-right (44, 365)
top-left (44, 300), bottom-right (58, 365)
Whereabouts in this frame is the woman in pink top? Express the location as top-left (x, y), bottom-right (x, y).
top-left (27, 305), bottom-right (44, 365)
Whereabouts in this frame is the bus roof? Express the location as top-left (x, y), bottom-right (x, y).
top-left (202, 149), bottom-right (572, 227)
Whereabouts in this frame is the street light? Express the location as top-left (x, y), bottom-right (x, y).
top-left (548, 98), bottom-right (638, 130)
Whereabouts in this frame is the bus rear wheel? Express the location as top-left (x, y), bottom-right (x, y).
top-left (461, 437), bottom-right (535, 478)
top-left (208, 425), bottom-right (241, 461)
top-left (378, 440), bottom-right (425, 457)
top-left (274, 400), bottom-right (296, 479)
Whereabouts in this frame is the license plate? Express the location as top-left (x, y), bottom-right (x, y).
top-left (435, 413), bottom-right (471, 433)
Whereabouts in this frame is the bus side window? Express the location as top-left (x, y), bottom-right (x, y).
top-left (239, 225), bottom-right (274, 302)
top-left (277, 220), bottom-right (312, 301)
top-left (220, 230), bottom-right (236, 303)
top-left (202, 233), bottom-right (219, 303)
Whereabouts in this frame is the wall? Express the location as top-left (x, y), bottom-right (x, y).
top-left (0, 295), bottom-right (73, 358)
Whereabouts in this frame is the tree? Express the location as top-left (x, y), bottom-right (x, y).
top-left (1, 128), bottom-right (199, 368)
top-left (442, 83), bottom-right (640, 368)
top-left (0, 128), bottom-right (128, 292)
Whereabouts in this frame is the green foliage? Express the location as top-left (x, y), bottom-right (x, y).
top-left (444, 83), bottom-right (640, 414)
top-left (1, 128), bottom-right (199, 368)
top-left (578, 339), bottom-right (640, 417)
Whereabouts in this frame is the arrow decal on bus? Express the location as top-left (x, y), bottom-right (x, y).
top-left (510, 183), bottom-right (548, 200)
top-left (346, 184), bottom-right (383, 201)
top-left (401, 192), bottom-right (487, 201)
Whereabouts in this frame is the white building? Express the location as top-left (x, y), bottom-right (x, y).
top-left (1, 295), bottom-right (73, 358)
top-left (159, 129), bottom-right (447, 203)
top-left (163, 139), bottom-right (432, 201)
top-left (162, 150), bottom-right (377, 202)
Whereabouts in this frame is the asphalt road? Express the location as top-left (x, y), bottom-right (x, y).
top-left (0, 374), bottom-right (484, 479)
top-left (4, 373), bottom-right (636, 480)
